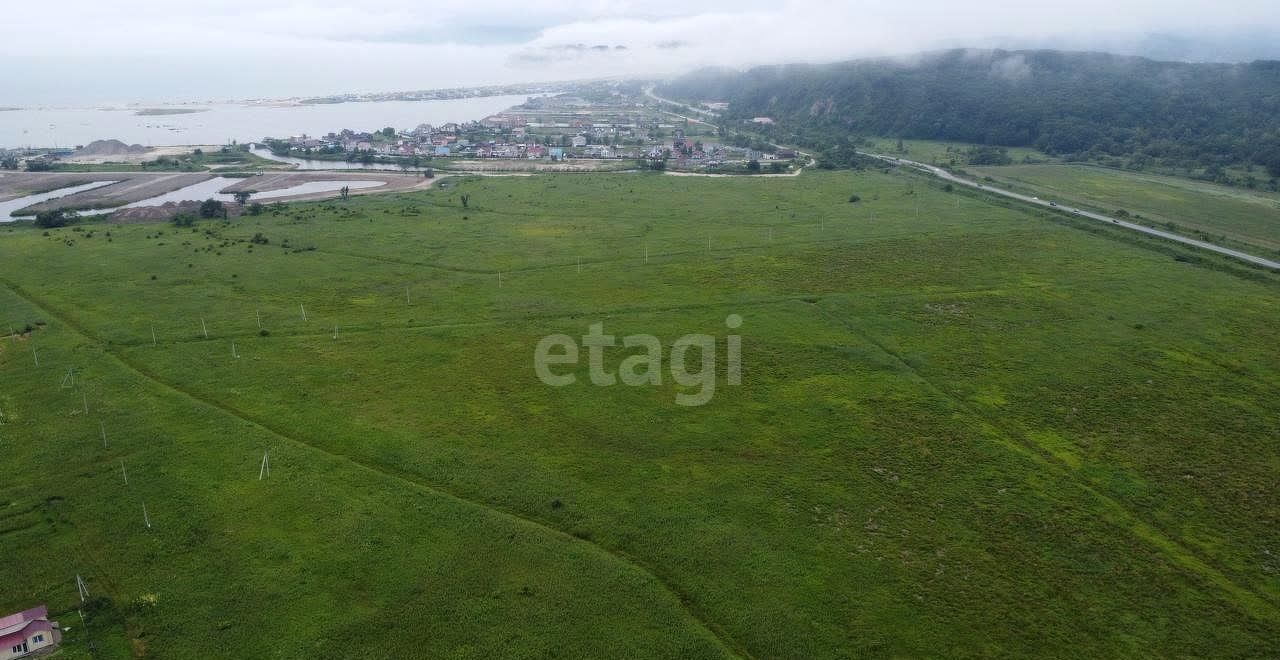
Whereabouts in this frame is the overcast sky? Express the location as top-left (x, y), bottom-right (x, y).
top-left (6, 0), bottom-right (1279, 105)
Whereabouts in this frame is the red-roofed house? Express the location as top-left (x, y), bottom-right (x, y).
top-left (0, 606), bottom-right (60, 659)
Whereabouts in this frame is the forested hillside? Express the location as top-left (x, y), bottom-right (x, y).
top-left (659, 50), bottom-right (1280, 182)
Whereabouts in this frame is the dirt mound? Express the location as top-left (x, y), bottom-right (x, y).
top-left (75, 139), bottom-right (151, 157)
top-left (108, 201), bottom-right (242, 224)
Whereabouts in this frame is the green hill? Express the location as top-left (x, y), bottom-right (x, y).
top-left (659, 50), bottom-right (1280, 179)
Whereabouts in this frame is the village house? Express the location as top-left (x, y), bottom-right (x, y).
top-left (0, 606), bottom-right (61, 659)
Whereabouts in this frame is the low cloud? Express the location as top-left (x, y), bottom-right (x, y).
top-left (990, 54), bottom-right (1032, 82)
top-left (3, 0), bottom-right (1279, 104)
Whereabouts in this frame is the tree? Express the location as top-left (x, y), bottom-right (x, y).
top-left (339, 186), bottom-right (350, 201)
top-left (0, 155), bottom-right (17, 170)
top-left (381, 127), bottom-right (396, 139)
top-left (746, 159), bottom-right (761, 172)
top-left (34, 209), bottom-right (77, 228)
top-left (247, 202), bottom-right (265, 216)
top-left (25, 159), bottom-right (53, 172)
top-left (1263, 150), bottom-right (1280, 179)
top-left (460, 194), bottom-right (471, 209)
top-left (199, 199), bottom-right (226, 219)
top-left (171, 213), bottom-right (197, 227)
top-left (233, 191), bottom-right (253, 205)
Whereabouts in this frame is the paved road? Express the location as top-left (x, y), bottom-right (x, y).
top-left (645, 86), bottom-right (816, 176)
top-left (644, 86), bottom-right (720, 121)
top-left (867, 153), bottom-right (1280, 271)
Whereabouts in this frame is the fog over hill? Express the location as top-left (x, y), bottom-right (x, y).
top-left (3, 0), bottom-right (1279, 105)
top-left (658, 49), bottom-right (1280, 178)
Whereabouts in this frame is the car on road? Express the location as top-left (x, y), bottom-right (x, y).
top-left (1049, 201), bottom-right (1058, 207)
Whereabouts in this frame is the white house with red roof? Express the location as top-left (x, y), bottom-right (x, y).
top-left (0, 606), bottom-right (60, 659)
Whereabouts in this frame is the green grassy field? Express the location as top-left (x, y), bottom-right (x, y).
top-left (864, 138), bottom-right (1050, 167)
top-left (1, 169), bottom-right (1278, 658)
top-left (970, 163), bottom-right (1280, 256)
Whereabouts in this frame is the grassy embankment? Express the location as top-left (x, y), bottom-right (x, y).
top-left (857, 137), bottom-right (1280, 257)
top-left (969, 162), bottom-right (1280, 257)
top-left (48, 149), bottom-right (281, 174)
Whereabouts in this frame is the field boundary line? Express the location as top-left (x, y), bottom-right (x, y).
top-left (1, 278), bottom-right (752, 660)
top-left (813, 301), bottom-right (1280, 623)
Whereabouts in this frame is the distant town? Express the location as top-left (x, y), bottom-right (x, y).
top-left (261, 83), bottom-right (798, 173)
top-left (0, 82), bottom-right (801, 176)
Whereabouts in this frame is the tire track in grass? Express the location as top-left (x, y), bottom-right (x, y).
top-left (814, 301), bottom-right (1280, 624)
top-left (1, 279), bottom-right (750, 660)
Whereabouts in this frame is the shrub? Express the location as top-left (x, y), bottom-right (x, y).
top-left (34, 209), bottom-right (77, 228)
top-left (199, 199), bottom-right (226, 219)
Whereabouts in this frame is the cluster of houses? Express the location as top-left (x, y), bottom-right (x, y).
top-left (266, 92), bottom-right (792, 170)
top-left (276, 123), bottom-right (583, 161)
top-left (273, 121), bottom-right (775, 169)
top-left (273, 101), bottom-right (666, 160)
top-left (663, 129), bottom-right (795, 168)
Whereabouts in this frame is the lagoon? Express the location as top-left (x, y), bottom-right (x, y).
top-left (0, 94), bottom-right (533, 149)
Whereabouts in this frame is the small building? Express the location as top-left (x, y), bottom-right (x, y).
top-left (0, 605), bottom-right (61, 659)
top-left (434, 146), bottom-right (451, 157)
top-left (751, 117), bottom-right (775, 125)
top-left (571, 135), bottom-right (588, 148)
